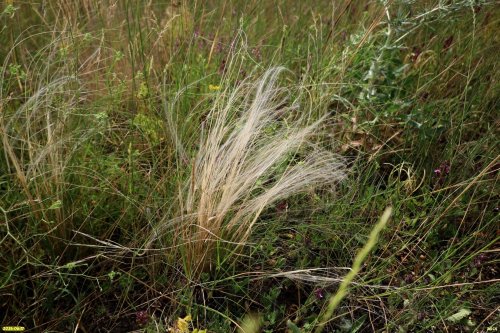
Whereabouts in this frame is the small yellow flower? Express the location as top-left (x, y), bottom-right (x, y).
top-left (208, 84), bottom-right (220, 91)
top-left (176, 318), bottom-right (188, 332)
top-left (176, 315), bottom-right (192, 333)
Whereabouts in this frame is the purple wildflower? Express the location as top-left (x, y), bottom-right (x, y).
top-left (404, 273), bottom-right (415, 284)
top-left (136, 310), bottom-right (149, 326)
top-left (314, 288), bottom-right (325, 300)
top-left (473, 253), bottom-right (488, 268)
top-left (434, 161), bottom-right (450, 180)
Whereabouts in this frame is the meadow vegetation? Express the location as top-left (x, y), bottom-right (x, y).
top-left (0, 0), bottom-right (498, 332)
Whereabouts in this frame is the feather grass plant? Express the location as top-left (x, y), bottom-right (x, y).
top-left (150, 67), bottom-right (346, 279)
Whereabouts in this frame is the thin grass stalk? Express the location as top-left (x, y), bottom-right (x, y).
top-left (315, 206), bottom-right (393, 333)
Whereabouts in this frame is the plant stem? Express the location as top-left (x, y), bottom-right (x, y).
top-left (315, 206), bottom-right (393, 333)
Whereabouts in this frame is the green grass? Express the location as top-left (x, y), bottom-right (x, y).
top-left (1, 0), bottom-right (499, 332)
